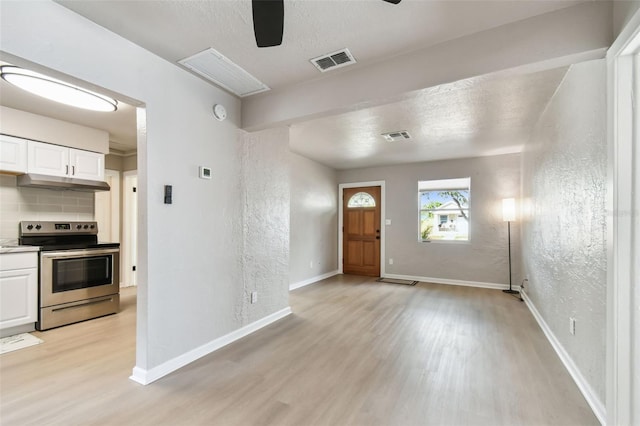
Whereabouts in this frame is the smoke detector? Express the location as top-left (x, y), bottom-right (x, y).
top-left (381, 131), bottom-right (411, 142)
top-left (310, 48), bottom-right (356, 72)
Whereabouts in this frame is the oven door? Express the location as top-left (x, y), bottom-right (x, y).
top-left (40, 248), bottom-right (120, 308)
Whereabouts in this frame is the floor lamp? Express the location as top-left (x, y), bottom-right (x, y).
top-left (502, 198), bottom-right (519, 295)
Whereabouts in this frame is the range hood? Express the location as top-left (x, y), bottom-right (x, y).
top-left (17, 174), bottom-right (110, 192)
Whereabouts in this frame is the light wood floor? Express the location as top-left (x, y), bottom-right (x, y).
top-left (0, 276), bottom-right (598, 426)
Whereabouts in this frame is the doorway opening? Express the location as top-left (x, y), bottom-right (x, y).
top-left (0, 52), bottom-right (145, 383)
top-left (606, 12), bottom-right (640, 425)
top-left (122, 171), bottom-right (138, 287)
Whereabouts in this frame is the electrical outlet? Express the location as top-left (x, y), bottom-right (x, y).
top-left (251, 291), bottom-right (258, 304)
top-left (389, 258), bottom-right (394, 265)
top-left (569, 317), bottom-right (576, 335)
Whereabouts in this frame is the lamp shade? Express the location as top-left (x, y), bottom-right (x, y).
top-left (502, 198), bottom-right (516, 222)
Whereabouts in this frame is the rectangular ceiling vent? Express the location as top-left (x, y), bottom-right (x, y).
top-left (310, 48), bottom-right (356, 72)
top-left (381, 131), bottom-right (411, 142)
top-left (178, 48), bottom-right (270, 97)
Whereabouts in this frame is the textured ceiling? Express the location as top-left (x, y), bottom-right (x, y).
top-left (290, 66), bottom-right (568, 169)
top-left (2, 1), bottom-right (584, 165)
top-left (56, 0), bottom-right (584, 94)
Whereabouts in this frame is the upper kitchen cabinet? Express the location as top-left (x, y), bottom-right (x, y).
top-left (28, 140), bottom-right (104, 181)
top-left (69, 149), bottom-right (104, 181)
top-left (0, 134), bottom-right (28, 174)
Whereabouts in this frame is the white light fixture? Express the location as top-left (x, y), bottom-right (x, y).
top-left (502, 198), bottom-right (516, 222)
top-left (0, 66), bottom-right (117, 112)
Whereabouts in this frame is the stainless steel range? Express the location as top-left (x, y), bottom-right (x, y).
top-left (19, 221), bottom-right (120, 331)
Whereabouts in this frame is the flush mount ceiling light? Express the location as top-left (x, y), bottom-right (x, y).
top-left (0, 66), bottom-right (118, 112)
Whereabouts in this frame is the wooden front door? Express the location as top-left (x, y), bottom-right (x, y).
top-left (343, 186), bottom-right (381, 277)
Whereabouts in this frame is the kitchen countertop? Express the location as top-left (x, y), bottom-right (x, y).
top-left (0, 239), bottom-right (40, 254)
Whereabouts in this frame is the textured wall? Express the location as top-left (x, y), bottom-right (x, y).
top-left (239, 128), bottom-right (291, 324)
top-left (289, 152), bottom-right (338, 285)
top-left (338, 153), bottom-right (521, 285)
top-left (521, 59), bottom-right (606, 403)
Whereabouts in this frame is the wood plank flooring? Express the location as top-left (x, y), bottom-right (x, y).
top-left (0, 276), bottom-right (598, 425)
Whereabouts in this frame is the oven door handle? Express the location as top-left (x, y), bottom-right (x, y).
top-left (40, 248), bottom-right (120, 259)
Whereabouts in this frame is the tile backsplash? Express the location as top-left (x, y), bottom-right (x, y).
top-left (0, 175), bottom-right (94, 239)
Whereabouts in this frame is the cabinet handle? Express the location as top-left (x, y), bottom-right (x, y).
top-left (66, 165), bottom-right (69, 175)
top-left (72, 166), bottom-right (75, 175)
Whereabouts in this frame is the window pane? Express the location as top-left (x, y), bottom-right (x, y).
top-left (348, 192), bottom-right (376, 208)
top-left (418, 179), bottom-right (470, 241)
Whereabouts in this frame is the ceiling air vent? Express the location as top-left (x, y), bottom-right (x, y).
top-left (178, 48), bottom-right (270, 97)
top-left (381, 131), bottom-right (411, 142)
top-left (310, 48), bottom-right (356, 72)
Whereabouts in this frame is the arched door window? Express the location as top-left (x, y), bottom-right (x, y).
top-left (347, 192), bottom-right (376, 208)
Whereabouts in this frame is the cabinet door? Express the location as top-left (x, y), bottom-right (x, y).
top-left (69, 149), bottom-right (104, 181)
top-left (0, 135), bottom-right (28, 174)
top-left (0, 268), bottom-right (38, 330)
top-left (27, 141), bottom-right (69, 177)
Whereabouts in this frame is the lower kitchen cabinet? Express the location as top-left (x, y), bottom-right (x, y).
top-left (0, 252), bottom-right (38, 335)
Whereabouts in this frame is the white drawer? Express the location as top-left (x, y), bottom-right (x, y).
top-left (0, 252), bottom-right (38, 271)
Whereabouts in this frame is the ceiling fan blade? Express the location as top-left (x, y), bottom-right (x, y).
top-left (382, 0), bottom-right (402, 4)
top-left (252, 0), bottom-right (284, 48)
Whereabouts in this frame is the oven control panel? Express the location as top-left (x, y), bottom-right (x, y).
top-left (20, 221), bottom-right (98, 236)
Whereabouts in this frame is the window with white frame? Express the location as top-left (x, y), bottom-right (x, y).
top-left (419, 177), bottom-right (470, 242)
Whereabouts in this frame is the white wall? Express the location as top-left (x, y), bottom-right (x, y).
top-left (521, 59), bottom-right (606, 409)
top-left (0, 0), bottom-right (289, 375)
top-left (338, 153), bottom-right (521, 287)
top-left (289, 152), bottom-right (338, 287)
top-left (0, 106), bottom-right (109, 154)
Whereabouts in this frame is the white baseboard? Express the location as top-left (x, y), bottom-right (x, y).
top-left (129, 306), bottom-right (292, 385)
top-left (521, 291), bottom-right (605, 425)
top-left (383, 273), bottom-right (512, 290)
top-left (290, 270), bottom-right (339, 291)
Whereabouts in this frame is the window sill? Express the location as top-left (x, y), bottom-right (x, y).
top-left (420, 239), bottom-right (471, 245)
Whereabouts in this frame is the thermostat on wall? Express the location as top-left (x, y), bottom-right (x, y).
top-left (199, 166), bottom-right (212, 179)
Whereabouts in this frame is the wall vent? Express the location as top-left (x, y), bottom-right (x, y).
top-left (381, 131), bottom-right (411, 142)
top-left (310, 48), bottom-right (356, 72)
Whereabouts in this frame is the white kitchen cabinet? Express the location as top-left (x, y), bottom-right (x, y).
top-left (0, 134), bottom-right (28, 174)
top-left (28, 140), bottom-right (104, 181)
top-left (69, 149), bottom-right (104, 181)
top-left (0, 252), bottom-right (38, 332)
top-left (27, 140), bottom-right (69, 177)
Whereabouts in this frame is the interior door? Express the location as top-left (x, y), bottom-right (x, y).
top-left (95, 169), bottom-right (120, 244)
top-left (343, 186), bottom-right (381, 277)
top-left (123, 172), bottom-right (137, 287)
